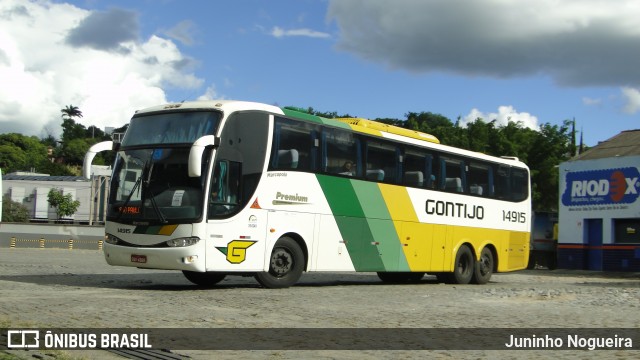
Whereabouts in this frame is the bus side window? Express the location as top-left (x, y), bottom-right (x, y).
top-left (270, 117), bottom-right (320, 171)
top-left (510, 168), bottom-right (529, 202)
top-left (365, 139), bottom-right (398, 183)
top-left (323, 128), bottom-right (361, 177)
top-left (402, 148), bottom-right (434, 189)
top-left (494, 165), bottom-right (510, 199)
top-left (467, 162), bottom-right (492, 197)
top-left (441, 157), bottom-right (466, 193)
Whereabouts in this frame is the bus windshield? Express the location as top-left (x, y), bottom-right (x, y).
top-left (107, 147), bottom-right (210, 224)
top-left (122, 110), bottom-right (221, 147)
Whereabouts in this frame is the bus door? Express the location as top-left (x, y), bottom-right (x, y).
top-left (206, 160), bottom-right (267, 272)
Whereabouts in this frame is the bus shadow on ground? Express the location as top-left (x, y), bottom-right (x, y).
top-left (0, 272), bottom-right (443, 291)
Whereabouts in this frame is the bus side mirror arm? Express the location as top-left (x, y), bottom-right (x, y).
top-left (83, 140), bottom-right (114, 179)
top-left (188, 135), bottom-right (220, 177)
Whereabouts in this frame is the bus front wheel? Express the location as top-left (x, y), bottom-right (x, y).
top-left (255, 237), bottom-right (304, 289)
top-left (182, 270), bottom-right (226, 287)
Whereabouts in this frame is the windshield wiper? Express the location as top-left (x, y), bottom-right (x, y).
top-left (142, 161), bottom-right (168, 224)
top-left (116, 176), bottom-right (142, 221)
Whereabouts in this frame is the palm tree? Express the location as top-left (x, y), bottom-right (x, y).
top-left (61, 105), bottom-right (83, 120)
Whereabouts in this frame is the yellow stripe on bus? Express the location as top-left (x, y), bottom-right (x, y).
top-left (158, 224), bottom-right (178, 235)
top-left (377, 184), bottom-right (429, 271)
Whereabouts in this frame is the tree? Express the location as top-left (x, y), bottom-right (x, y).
top-left (60, 105), bottom-right (87, 143)
top-left (47, 188), bottom-right (80, 220)
top-left (2, 196), bottom-right (30, 222)
top-left (61, 105), bottom-right (83, 120)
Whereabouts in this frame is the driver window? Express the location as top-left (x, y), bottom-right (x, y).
top-left (208, 160), bottom-right (242, 218)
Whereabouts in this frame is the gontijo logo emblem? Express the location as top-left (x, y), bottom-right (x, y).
top-left (562, 167), bottom-right (640, 206)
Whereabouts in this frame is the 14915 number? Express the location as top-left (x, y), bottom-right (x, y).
top-left (502, 210), bottom-right (526, 223)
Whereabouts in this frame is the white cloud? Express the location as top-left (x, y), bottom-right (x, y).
top-left (461, 106), bottom-right (539, 130)
top-left (0, 0), bottom-right (205, 138)
top-left (582, 97), bottom-right (602, 106)
top-left (621, 87), bottom-right (640, 114)
top-left (164, 20), bottom-right (198, 46)
top-left (197, 85), bottom-right (220, 101)
top-left (328, 0), bottom-right (640, 86)
top-left (270, 26), bottom-right (330, 39)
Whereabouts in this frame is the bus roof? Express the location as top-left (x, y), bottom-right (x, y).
top-left (280, 107), bottom-right (440, 144)
top-left (133, 100), bottom-right (526, 169)
top-left (134, 100), bottom-right (284, 116)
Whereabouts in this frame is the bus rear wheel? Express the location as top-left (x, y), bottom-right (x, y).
top-left (473, 247), bottom-right (493, 284)
top-left (377, 272), bottom-right (425, 283)
top-left (255, 237), bottom-right (304, 289)
top-left (182, 271), bottom-right (226, 287)
top-left (448, 245), bottom-right (474, 284)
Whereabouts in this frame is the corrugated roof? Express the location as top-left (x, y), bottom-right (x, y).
top-left (570, 129), bottom-right (640, 161)
top-left (2, 175), bottom-right (87, 182)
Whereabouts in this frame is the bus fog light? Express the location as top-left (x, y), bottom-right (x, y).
top-left (182, 255), bottom-right (198, 264)
top-left (166, 237), bottom-right (200, 247)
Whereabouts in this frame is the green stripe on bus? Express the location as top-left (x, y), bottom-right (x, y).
top-left (351, 182), bottom-right (410, 271)
top-left (281, 108), bottom-right (325, 125)
top-left (281, 107), bottom-right (351, 129)
top-left (317, 174), bottom-right (407, 271)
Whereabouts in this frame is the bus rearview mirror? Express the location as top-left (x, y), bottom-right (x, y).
top-left (188, 135), bottom-right (220, 177)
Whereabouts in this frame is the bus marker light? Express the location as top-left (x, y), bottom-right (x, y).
top-left (250, 199), bottom-right (261, 209)
top-left (270, 228), bottom-right (276, 233)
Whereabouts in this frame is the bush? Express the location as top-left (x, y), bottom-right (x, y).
top-left (2, 196), bottom-right (30, 222)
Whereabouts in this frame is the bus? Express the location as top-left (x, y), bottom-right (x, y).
top-left (85, 100), bottom-right (530, 288)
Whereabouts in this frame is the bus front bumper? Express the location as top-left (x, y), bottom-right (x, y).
top-left (103, 241), bottom-right (206, 272)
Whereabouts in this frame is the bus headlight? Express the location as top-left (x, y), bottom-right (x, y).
top-left (105, 234), bottom-right (121, 245)
top-left (166, 237), bottom-right (200, 247)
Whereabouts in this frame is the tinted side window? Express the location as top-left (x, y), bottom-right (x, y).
top-left (403, 148), bottom-right (435, 189)
top-left (510, 168), bottom-right (529, 202)
top-left (494, 165), bottom-right (529, 202)
top-left (440, 157), bottom-right (466, 193)
top-left (270, 117), bottom-right (320, 171)
top-left (467, 162), bottom-right (493, 197)
top-left (365, 140), bottom-right (398, 183)
top-left (323, 128), bottom-right (361, 177)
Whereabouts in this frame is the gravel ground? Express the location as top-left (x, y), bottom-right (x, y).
top-left (0, 248), bottom-right (639, 359)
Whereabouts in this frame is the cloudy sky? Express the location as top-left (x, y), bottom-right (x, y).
top-left (1, 0), bottom-right (639, 146)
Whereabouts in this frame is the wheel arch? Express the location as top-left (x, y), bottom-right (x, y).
top-left (479, 243), bottom-right (499, 273)
top-left (278, 232), bottom-right (309, 271)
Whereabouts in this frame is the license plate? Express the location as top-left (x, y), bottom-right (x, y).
top-left (131, 254), bottom-right (147, 263)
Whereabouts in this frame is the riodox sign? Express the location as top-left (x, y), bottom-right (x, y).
top-left (561, 167), bottom-right (640, 206)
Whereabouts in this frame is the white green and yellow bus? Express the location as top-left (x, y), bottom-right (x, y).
top-left (86, 100), bottom-right (530, 288)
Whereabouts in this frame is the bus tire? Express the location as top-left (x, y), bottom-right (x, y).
top-left (255, 237), bottom-right (304, 289)
top-left (473, 247), bottom-right (493, 284)
top-left (450, 245), bottom-right (474, 284)
top-left (182, 271), bottom-right (226, 287)
top-left (547, 253), bottom-right (558, 270)
top-left (377, 272), bottom-right (425, 283)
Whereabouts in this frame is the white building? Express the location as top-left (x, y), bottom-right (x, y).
top-left (558, 129), bottom-right (640, 271)
top-left (2, 168), bottom-right (110, 224)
